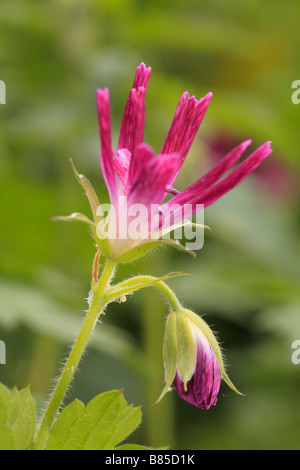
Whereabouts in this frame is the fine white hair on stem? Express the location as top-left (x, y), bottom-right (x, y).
top-left (35, 303), bottom-right (106, 430)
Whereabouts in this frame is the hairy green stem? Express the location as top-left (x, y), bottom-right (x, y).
top-left (106, 275), bottom-right (182, 311)
top-left (33, 262), bottom-right (182, 450)
top-left (154, 280), bottom-right (182, 311)
top-left (33, 260), bottom-right (116, 450)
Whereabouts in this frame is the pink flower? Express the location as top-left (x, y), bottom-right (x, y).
top-left (172, 330), bottom-right (221, 409)
top-left (95, 62), bottom-right (272, 261)
top-left (158, 308), bottom-right (241, 409)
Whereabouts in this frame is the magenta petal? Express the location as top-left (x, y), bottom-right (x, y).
top-left (173, 341), bottom-right (221, 409)
top-left (118, 63), bottom-right (151, 153)
top-left (96, 88), bottom-right (116, 198)
top-left (118, 87), bottom-right (147, 156)
top-left (167, 139), bottom-right (252, 208)
top-left (196, 141), bottom-right (273, 207)
top-left (184, 92), bottom-right (213, 159)
top-left (127, 142), bottom-right (154, 189)
top-left (113, 149), bottom-right (131, 188)
top-left (161, 92), bottom-right (191, 155)
top-left (162, 91), bottom-right (213, 182)
top-left (127, 145), bottom-right (179, 208)
top-left (132, 61), bottom-right (152, 90)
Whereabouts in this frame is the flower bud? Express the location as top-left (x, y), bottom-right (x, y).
top-left (158, 308), bottom-right (241, 409)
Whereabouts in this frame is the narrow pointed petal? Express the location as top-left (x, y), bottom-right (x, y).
top-left (118, 63), bottom-right (151, 152)
top-left (132, 61), bottom-right (152, 90)
top-left (161, 92), bottom-right (190, 155)
top-left (96, 88), bottom-right (116, 199)
top-left (166, 141), bottom-right (272, 218)
top-left (162, 91), bottom-right (213, 181)
top-left (118, 87), bottom-right (147, 157)
top-left (196, 141), bottom-right (272, 208)
top-left (184, 92), bottom-right (213, 159)
top-left (167, 139), bottom-right (252, 208)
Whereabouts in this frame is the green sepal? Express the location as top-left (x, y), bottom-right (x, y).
top-left (156, 312), bottom-right (178, 404)
top-left (69, 159), bottom-right (114, 257)
top-left (151, 219), bottom-right (210, 242)
top-left (157, 310), bottom-right (197, 403)
top-left (175, 311), bottom-right (195, 390)
top-left (114, 239), bottom-right (196, 264)
top-left (51, 212), bottom-right (95, 226)
top-left (50, 211), bottom-right (115, 256)
top-left (94, 232), bottom-right (114, 260)
top-left (69, 158), bottom-right (102, 224)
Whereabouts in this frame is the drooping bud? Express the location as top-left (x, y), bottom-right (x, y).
top-left (158, 308), bottom-right (241, 409)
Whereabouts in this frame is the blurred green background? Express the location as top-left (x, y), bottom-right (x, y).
top-left (0, 0), bottom-right (300, 450)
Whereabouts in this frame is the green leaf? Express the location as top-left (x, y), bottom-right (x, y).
top-left (0, 383), bottom-right (36, 450)
top-left (44, 390), bottom-right (142, 450)
top-left (115, 443), bottom-right (170, 450)
top-left (114, 444), bottom-right (150, 450)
